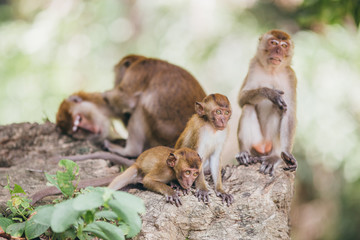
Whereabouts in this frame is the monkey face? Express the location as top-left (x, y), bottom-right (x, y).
top-left (211, 107), bottom-right (231, 130)
top-left (266, 38), bottom-right (290, 65)
top-left (176, 168), bottom-right (200, 189)
top-left (56, 96), bottom-right (110, 140)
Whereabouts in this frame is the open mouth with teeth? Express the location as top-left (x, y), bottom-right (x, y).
top-left (72, 114), bottom-right (101, 134)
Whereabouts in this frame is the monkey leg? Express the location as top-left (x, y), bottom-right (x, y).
top-left (194, 169), bottom-right (210, 204)
top-left (236, 105), bottom-right (263, 165)
top-left (209, 154), bottom-right (234, 206)
top-left (104, 109), bottom-right (148, 157)
top-left (143, 176), bottom-right (182, 207)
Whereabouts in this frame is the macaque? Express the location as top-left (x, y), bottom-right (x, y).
top-left (108, 146), bottom-right (202, 206)
top-left (236, 29), bottom-right (297, 176)
top-left (31, 146), bottom-right (202, 207)
top-left (103, 55), bottom-right (206, 158)
top-left (175, 94), bottom-right (234, 206)
top-left (56, 91), bottom-right (119, 141)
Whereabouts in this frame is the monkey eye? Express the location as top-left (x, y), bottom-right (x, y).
top-left (270, 40), bottom-right (278, 45)
top-left (185, 170), bottom-right (191, 176)
top-left (225, 111), bottom-right (230, 115)
top-left (193, 172), bottom-right (199, 177)
top-left (216, 110), bottom-right (222, 115)
top-left (281, 43), bottom-right (288, 48)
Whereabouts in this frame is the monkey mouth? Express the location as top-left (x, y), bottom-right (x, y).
top-left (269, 57), bottom-right (282, 65)
top-left (72, 115), bottom-right (81, 132)
top-left (179, 182), bottom-right (190, 189)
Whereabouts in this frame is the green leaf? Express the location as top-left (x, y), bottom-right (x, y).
top-left (12, 184), bottom-right (26, 194)
top-left (95, 210), bottom-right (118, 221)
top-left (45, 173), bottom-right (58, 188)
top-left (83, 211), bottom-right (95, 224)
top-left (6, 222), bottom-right (26, 237)
top-left (83, 221), bottom-right (125, 240)
top-left (0, 217), bottom-right (13, 231)
top-left (32, 205), bottom-right (54, 226)
top-left (108, 199), bottom-right (142, 238)
top-left (25, 217), bottom-right (49, 239)
top-left (73, 191), bottom-right (104, 211)
top-left (113, 191), bottom-right (146, 214)
top-left (56, 159), bottom-right (80, 197)
top-left (51, 199), bottom-right (82, 233)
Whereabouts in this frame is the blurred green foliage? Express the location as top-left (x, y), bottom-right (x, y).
top-left (0, 1), bottom-right (360, 240)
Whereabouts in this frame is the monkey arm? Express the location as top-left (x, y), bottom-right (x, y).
top-left (142, 175), bottom-right (182, 207)
top-left (104, 108), bottom-right (148, 157)
top-left (239, 88), bottom-right (286, 110)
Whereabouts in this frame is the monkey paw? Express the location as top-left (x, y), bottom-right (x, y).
top-left (215, 191), bottom-right (234, 207)
top-left (271, 89), bottom-right (287, 112)
top-left (281, 152), bottom-right (297, 172)
top-left (195, 189), bottom-right (210, 204)
top-left (259, 157), bottom-right (279, 176)
top-left (165, 193), bottom-right (182, 207)
top-left (236, 151), bottom-right (257, 166)
top-left (170, 181), bottom-right (190, 195)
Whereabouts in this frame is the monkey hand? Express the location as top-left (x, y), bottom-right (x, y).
top-left (236, 151), bottom-right (258, 166)
top-left (195, 189), bottom-right (210, 204)
top-left (170, 181), bottom-right (190, 195)
top-left (281, 152), bottom-right (297, 172)
top-left (165, 191), bottom-right (182, 207)
top-left (215, 190), bottom-right (234, 207)
top-left (259, 156), bottom-right (280, 176)
top-left (267, 89), bottom-right (287, 112)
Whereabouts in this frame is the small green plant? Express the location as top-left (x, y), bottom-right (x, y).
top-left (45, 159), bottom-right (80, 199)
top-left (4, 177), bottom-right (34, 222)
top-left (0, 160), bottom-right (146, 239)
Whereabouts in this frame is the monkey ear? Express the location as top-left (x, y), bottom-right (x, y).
top-left (68, 95), bottom-right (82, 103)
top-left (166, 153), bottom-right (177, 168)
top-left (195, 102), bottom-right (205, 116)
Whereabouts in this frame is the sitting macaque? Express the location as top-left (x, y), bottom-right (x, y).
top-left (102, 55), bottom-right (206, 158)
top-left (108, 146), bottom-right (202, 206)
top-left (236, 29), bottom-right (298, 175)
top-left (31, 146), bottom-right (202, 207)
top-left (175, 94), bottom-right (234, 206)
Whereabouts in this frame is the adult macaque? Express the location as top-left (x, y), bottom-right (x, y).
top-left (108, 146), bottom-right (202, 206)
top-left (103, 55), bottom-right (206, 158)
top-left (56, 91), bottom-right (120, 141)
top-left (175, 94), bottom-right (234, 206)
top-left (236, 29), bottom-right (297, 176)
top-left (31, 146), bottom-right (202, 207)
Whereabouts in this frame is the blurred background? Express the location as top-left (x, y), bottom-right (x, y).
top-left (0, 0), bottom-right (359, 239)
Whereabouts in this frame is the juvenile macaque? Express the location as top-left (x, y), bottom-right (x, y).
top-left (175, 94), bottom-right (234, 206)
top-left (108, 146), bottom-right (202, 206)
top-left (236, 29), bottom-right (297, 176)
top-left (103, 55), bottom-right (206, 158)
top-left (56, 91), bottom-right (119, 141)
top-left (31, 146), bottom-right (202, 207)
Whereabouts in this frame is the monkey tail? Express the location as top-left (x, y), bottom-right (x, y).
top-left (30, 175), bottom-right (118, 205)
top-left (108, 165), bottom-right (139, 190)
